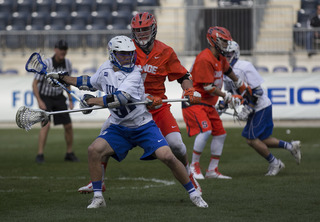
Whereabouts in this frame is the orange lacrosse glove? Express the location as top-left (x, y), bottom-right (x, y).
top-left (183, 88), bottom-right (201, 104)
top-left (146, 94), bottom-right (163, 110)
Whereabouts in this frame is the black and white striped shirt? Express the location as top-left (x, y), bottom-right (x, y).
top-left (34, 56), bottom-right (72, 96)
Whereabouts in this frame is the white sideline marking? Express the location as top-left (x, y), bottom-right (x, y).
top-left (0, 176), bottom-right (176, 192)
top-left (113, 177), bottom-right (176, 190)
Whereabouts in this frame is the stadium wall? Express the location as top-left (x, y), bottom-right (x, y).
top-left (2, 73), bottom-right (320, 125)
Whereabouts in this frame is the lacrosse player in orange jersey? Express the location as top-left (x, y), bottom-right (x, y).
top-left (78, 12), bottom-right (204, 194)
top-left (182, 26), bottom-right (246, 180)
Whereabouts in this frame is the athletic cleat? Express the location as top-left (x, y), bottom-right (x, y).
top-left (205, 168), bottom-right (232, 179)
top-left (290, 140), bottom-right (301, 165)
top-left (265, 159), bottom-right (285, 176)
top-left (64, 152), bottom-right (79, 162)
top-left (35, 154), bottom-right (44, 163)
top-left (78, 181), bottom-right (106, 194)
top-left (190, 162), bottom-right (205, 180)
top-left (190, 192), bottom-right (208, 208)
top-left (87, 196), bottom-right (106, 209)
top-left (189, 173), bottom-right (202, 195)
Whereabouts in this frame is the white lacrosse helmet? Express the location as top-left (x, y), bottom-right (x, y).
top-left (108, 35), bottom-right (137, 73)
top-left (226, 40), bottom-right (240, 67)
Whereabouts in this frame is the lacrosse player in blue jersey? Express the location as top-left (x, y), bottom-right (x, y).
top-left (46, 35), bottom-right (208, 208)
top-left (223, 41), bottom-right (301, 176)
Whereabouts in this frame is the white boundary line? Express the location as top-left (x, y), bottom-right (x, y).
top-left (0, 176), bottom-right (176, 192)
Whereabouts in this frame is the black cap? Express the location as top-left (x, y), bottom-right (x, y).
top-left (55, 40), bottom-right (68, 50)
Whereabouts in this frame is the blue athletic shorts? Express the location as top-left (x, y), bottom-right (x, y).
top-left (98, 120), bottom-right (169, 162)
top-left (242, 105), bottom-right (274, 140)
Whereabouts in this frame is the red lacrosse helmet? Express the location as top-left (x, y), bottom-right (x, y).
top-left (206, 26), bottom-right (232, 56)
top-left (131, 12), bottom-right (157, 50)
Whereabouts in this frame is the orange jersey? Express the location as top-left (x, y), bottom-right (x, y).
top-left (191, 48), bottom-right (230, 105)
top-left (135, 40), bottom-right (187, 99)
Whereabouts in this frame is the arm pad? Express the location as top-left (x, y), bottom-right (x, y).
top-left (203, 83), bottom-right (217, 95)
top-left (76, 75), bottom-right (96, 91)
top-left (177, 72), bottom-right (191, 84)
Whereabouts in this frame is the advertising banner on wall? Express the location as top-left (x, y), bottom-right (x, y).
top-left (1, 73), bottom-right (320, 123)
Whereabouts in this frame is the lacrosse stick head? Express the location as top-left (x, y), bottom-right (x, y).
top-left (16, 106), bottom-right (49, 131)
top-left (25, 52), bottom-right (47, 74)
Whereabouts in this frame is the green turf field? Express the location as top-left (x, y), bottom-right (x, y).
top-left (0, 127), bottom-right (319, 222)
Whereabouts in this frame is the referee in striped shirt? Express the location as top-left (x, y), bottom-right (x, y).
top-left (32, 40), bottom-right (79, 163)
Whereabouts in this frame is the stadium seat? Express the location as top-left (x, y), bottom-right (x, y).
top-left (86, 24), bottom-right (108, 48)
top-left (11, 12), bottom-right (31, 27)
top-left (297, 9), bottom-right (312, 24)
top-left (255, 66), bottom-right (269, 73)
top-left (0, 0), bottom-right (14, 14)
top-left (31, 11), bottom-right (51, 27)
top-left (54, 0), bottom-right (75, 14)
top-left (70, 11), bottom-right (91, 27)
top-left (95, 0), bottom-right (114, 13)
top-left (74, 0), bottom-right (95, 14)
top-left (26, 24), bottom-right (44, 48)
top-left (136, 0), bottom-right (159, 7)
top-left (0, 12), bottom-right (12, 30)
top-left (292, 66), bottom-right (308, 72)
top-left (110, 11), bottom-right (132, 30)
top-left (15, 0), bottom-right (35, 14)
top-left (91, 11), bottom-right (112, 26)
top-left (50, 11), bottom-right (71, 27)
top-left (115, 0), bottom-right (136, 14)
top-left (301, 0), bottom-right (318, 11)
top-left (272, 66), bottom-right (289, 73)
top-left (311, 66), bottom-right (320, 72)
top-left (65, 24), bottom-right (86, 48)
top-left (34, 0), bottom-right (54, 14)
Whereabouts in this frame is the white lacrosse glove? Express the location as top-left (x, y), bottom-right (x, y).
top-left (229, 95), bottom-right (243, 109)
top-left (238, 105), bottom-right (254, 121)
top-left (80, 94), bottom-right (95, 114)
top-left (223, 93), bottom-right (243, 110)
top-left (223, 92), bottom-right (232, 103)
top-left (46, 71), bottom-right (68, 87)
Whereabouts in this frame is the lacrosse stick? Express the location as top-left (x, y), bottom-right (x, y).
top-left (25, 52), bottom-right (82, 103)
top-left (16, 98), bottom-right (189, 131)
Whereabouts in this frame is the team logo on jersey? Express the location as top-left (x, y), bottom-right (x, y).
top-left (104, 72), bottom-right (108, 77)
top-left (142, 64), bottom-right (158, 75)
top-left (201, 121), bottom-right (208, 129)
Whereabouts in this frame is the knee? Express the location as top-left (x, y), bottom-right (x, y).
top-left (64, 123), bottom-right (72, 133)
top-left (88, 143), bottom-right (98, 156)
top-left (246, 139), bottom-right (255, 147)
top-left (157, 148), bottom-right (176, 165)
top-left (167, 138), bottom-right (186, 157)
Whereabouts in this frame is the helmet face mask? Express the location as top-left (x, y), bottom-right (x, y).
top-left (108, 35), bottom-right (137, 73)
top-left (207, 26), bottom-right (232, 56)
top-left (132, 26), bottom-right (153, 47)
top-left (131, 12), bottom-right (157, 50)
top-left (226, 41), bottom-right (240, 66)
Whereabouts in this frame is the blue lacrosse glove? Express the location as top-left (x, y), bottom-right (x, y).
top-left (216, 100), bottom-right (228, 116)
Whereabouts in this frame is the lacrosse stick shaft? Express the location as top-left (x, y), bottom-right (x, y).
top-left (51, 79), bottom-right (81, 102)
top-left (44, 98), bottom-right (189, 115)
